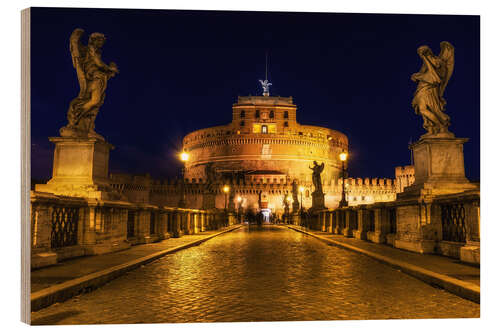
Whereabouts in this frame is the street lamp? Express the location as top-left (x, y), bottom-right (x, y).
top-left (178, 150), bottom-right (190, 208)
top-left (237, 196), bottom-right (243, 222)
top-left (286, 195), bottom-right (292, 207)
top-left (285, 195), bottom-right (292, 223)
top-left (339, 150), bottom-right (348, 208)
top-left (223, 185), bottom-right (230, 211)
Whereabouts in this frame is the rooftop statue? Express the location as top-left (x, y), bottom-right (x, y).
top-left (60, 28), bottom-right (119, 139)
top-left (310, 161), bottom-right (325, 194)
top-left (411, 41), bottom-right (455, 137)
top-left (259, 79), bottom-right (272, 96)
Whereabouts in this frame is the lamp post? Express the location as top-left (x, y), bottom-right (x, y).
top-left (223, 185), bottom-right (230, 211)
top-left (339, 151), bottom-right (348, 208)
top-left (178, 151), bottom-right (190, 208)
top-left (286, 195), bottom-right (292, 223)
top-left (237, 196), bottom-right (242, 222)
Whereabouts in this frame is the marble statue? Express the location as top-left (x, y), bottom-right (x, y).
top-left (411, 41), bottom-right (455, 137)
top-left (60, 28), bottom-right (119, 139)
top-left (310, 161), bottom-right (325, 194)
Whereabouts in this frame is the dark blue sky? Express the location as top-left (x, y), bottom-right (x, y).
top-left (30, 7), bottom-right (480, 181)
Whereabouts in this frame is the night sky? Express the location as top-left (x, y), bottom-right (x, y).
top-left (30, 7), bottom-right (480, 182)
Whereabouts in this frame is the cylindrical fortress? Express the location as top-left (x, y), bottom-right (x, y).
top-left (182, 95), bottom-right (348, 183)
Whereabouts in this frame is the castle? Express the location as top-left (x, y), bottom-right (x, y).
top-left (108, 92), bottom-right (415, 219)
top-left (182, 95), bottom-right (347, 183)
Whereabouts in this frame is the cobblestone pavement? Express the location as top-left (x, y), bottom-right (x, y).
top-left (31, 225), bottom-right (480, 324)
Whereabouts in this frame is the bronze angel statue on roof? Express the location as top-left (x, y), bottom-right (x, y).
top-left (60, 28), bottom-right (119, 139)
top-left (411, 41), bottom-right (455, 137)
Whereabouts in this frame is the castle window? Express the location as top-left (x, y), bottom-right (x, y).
top-left (240, 120), bottom-right (245, 127)
top-left (284, 121), bottom-right (289, 127)
top-left (284, 111), bottom-right (289, 119)
top-left (255, 110), bottom-right (260, 119)
top-left (262, 125), bottom-right (268, 134)
top-left (240, 110), bottom-right (245, 118)
top-left (270, 110), bottom-right (274, 119)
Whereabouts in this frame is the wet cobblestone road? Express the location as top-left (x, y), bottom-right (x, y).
top-left (31, 225), bottom-right (479, 324)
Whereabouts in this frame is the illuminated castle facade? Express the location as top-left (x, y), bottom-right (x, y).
top-left (182, 95), bottom-right (348, 184)
top-left (110, 92), bottom-right (405, 216)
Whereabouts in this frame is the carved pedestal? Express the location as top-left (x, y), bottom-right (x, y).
top-left (202, 191), bottom-right (216, 210)
top-left (310, 191), bottom-right (326, 211)
top-left (35, 136), bottom-right (117, 200)
top-left (398, 136), bottom-right (477, 199)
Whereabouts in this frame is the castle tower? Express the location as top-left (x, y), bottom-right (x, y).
top-left (182, 95), bottom-right (348, 184)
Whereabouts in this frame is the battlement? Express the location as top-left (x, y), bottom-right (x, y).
top-left (395, 165), bottom-right (415, 177)
top-left (109, 173), bottom-right (396, 193)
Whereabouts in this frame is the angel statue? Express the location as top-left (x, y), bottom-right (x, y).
top-left (259, 79), bottom-right (272, 96)
top-left (60, 28), bottom-right (119, 139)
top-left (309, 161), bottom-right (325, 194)
top-left (411, 41), bottom-right (455, 137)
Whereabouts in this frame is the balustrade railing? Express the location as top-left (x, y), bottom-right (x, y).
top-left (150, 211), bottom-right (156, 235)
top-left (31, 190), bottom-right (229, 269)
top-left (339, 210), bottom-right (346, 230)
top-left (440, 203), bottom-right (466, 243)
top-left (389, 208), bottom-right (397, 234)
top-left (367, 210), bottom-right (375, 232)
top-left (50, 206), bottom-right (79, 249)
top-left (127, 211), bottom-right (135, 238)
top-left (351, 210), bottom-right (358, 230)
top-left (293, 189), bottom-right (479, 263)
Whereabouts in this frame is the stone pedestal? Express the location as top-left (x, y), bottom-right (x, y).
top-left (202, 192), bottom-right (216, 210)
top-left (36, 136), bottom-right (118, 200)
top-left (398, 136), bottom-right (477, 199)
top-left (227, 212), bottom-right (237, 226)
top-left (310, 191), bottom-right (326, 211)
top-left (460, 242), bottom-right (480, 265)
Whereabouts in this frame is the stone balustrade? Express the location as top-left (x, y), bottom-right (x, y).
top-left (30, 190), bottom-right (232, 269)
top-left (287, 189), bottom-right (480, 264)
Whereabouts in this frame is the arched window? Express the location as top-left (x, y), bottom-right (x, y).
top-left (262, 125), bottom-right (268, 134)
top-left (240, 120), bottom-right (245, 127)
top-left (255, 110), bottom-right (260, 118)
top-left (284, 121), bottom-right (289, 127)
top-left (240, 110), bottom-right (245, 118)
top-left (270, 110), bottom-right (274, 118)
top-left (284, 111), bottom-right (289, 119)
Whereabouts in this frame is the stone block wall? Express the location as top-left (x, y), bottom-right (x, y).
top-left (299, 189), bottom-right (480, 264)
top-left (30, 190), bottom-right (228, 269)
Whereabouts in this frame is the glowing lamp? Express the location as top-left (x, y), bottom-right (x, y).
top-left (339, 152), bottom-right (348, 162)
top-left (180, 151), bottom-right (190, 162)
top-left (223, 185), bottom-right (230, 193)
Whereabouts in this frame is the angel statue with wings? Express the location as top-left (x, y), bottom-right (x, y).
top-left (60, 28), bottom-right (119, 139)
top-left (259, 79), bottom-right (272, 96)
top-left (411, 41), bottom-right (455, 137)
top-left (310, 161), bottom-right (325, 194)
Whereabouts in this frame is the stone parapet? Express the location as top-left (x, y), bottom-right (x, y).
top-left (298, 189), bottom-right (480, 264)
top-left (30, 191), bottom-right (231, 269)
